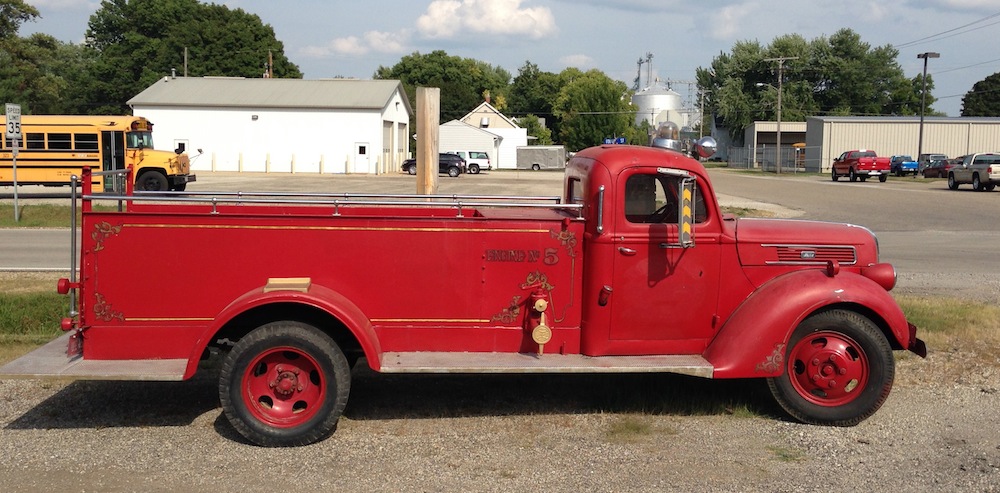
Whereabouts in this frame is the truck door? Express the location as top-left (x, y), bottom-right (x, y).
top-left (608, 168), bottom-right (722, 347)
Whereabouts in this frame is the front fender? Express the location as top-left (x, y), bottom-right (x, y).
top-left (183, 282), bottom-right (380, 379)
top-left (704, 268), bottom-right (911, 379)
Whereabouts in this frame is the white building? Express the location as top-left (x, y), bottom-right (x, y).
top-left (128, 76), bottom-right (412, 174)
top-left (439, 101), bottom-right (527, 169)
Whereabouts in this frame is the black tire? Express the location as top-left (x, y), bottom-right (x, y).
top-left (878, 174), bottom-right (887, 183)
top-left (973, 174), bottom-right (983, 191)
top-left (407, 164), bottom-right (417, 175)
top-left (531, 164), bottom-right (541, 171)
top-left (767, 309), bottom-right (894, 426)
top-left (171, 183), bottom-right (187, 192)
top-left (987, 183), bottom-right (997, 192)
top-left (849, 168), bottom-right (857, 182)
top-left (447, 166), bottom-right (460, 177)
top-left (136, 171), bottom-right (169, 192)
top-left (859, 176), bottom-right (867, 182)
top-left (469, 164), bottom-right (480, 174)
top-left (831, 168), bottom-right (839, 182)
top-left (948, 173), bottom-right (959, 190)
top-left (219, 321), bottom-right (351, 447)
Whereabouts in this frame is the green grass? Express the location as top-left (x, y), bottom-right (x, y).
top-left (0, 291), bottom-right (65, 343)
top-left (0, 203), bottom-right (119, 228)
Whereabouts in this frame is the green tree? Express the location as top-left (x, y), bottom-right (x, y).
top-left (553, 69), bottom-right (634, 151)
top-left (374, 50), bottom-right (511, 121)
top-left (0, 0), bottom-right (37, 39)
top-left (508, 61), bottom-right (564, 142)
top-left (697, 29), bottom-right (920, 140)
top-left (0, 33), bottom-right (91, 114)
top-left (961, 72), bottom-right (1000, 116)
top-left (517, 114), bottom-right (552, 145)
top-left (82, 0), bottom-right (300, 114)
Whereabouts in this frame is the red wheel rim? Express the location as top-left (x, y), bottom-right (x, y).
top-left (241, 347), bottom-right (326, 428)
top-left (787, 331), bottom-right (869, 407)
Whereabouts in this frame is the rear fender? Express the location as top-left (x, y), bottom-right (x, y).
top-left (704, 269), bottom-right (910, 379)
top-left (183, 282), bottom-right (380, 379)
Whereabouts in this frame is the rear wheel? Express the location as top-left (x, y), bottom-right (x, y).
top-left (532, 164), bottom-right (541, 171)
top-left (219, 321), bottom-right (351, 447)
top-left (878, 174), bottom-right (887, 183)
top-left (767, 309), bottom-right (894, 426)
top-left (407, 164), bottom-right (417, 175)
top-left (469, 163), bottom-right (480, 174)
top-left (136, 171), bottom-right (169, 191)
top-left (987, 183), bottom-right (997, 192)
top-left (849, 168), bottom-right (857, 182)
top-left (973, 174), bottom-right (983, 191)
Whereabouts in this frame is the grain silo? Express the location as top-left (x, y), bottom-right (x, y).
top-left (631, 83), bottom-right (684, 128)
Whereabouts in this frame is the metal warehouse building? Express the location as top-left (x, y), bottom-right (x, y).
top-left (804, 116), bottom-right (1000, 172)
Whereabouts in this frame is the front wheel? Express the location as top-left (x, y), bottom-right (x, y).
top-left (447, 166), bottom-right (460, 177)
top-left (531, 164), bottom-right (541, 171)
top-left (831, 168), bottom-right (839, 182)
top-left (136, 171), bottom-right (169, 191)
top-left (948, 173), bottom-right (959, 190)
top-left (219, 321), bottom-right (351, 447)
top-left (767, 309), bottom-right (894, 426)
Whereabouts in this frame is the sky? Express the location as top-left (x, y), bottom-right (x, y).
top-left (17, 0), bottom-right (1000, 117)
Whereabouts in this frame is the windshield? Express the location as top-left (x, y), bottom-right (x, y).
top-left (126, 131), bottom-right (154, 149)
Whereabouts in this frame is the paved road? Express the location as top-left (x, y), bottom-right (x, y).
top-left (2, 168), bottom-right (996, 298)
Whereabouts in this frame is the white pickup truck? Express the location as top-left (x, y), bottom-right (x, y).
top-left (948, 152), bottom-right (1000, 191)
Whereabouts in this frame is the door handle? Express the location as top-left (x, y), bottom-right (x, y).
top-left (618, 247), bottom-right (637, 256)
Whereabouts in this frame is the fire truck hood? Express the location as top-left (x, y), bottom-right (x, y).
top-left (734, 218), bottom-right (880, 267)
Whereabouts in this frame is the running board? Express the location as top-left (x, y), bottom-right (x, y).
top-left (379, 352), bottom-right (714, 378)
top-left (0, 333), bottom-right (186, 381)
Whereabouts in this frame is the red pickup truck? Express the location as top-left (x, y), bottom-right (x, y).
top-left (831, 150), bottom-right (891, 182)
top-left (1, 140), bottom-right (925, 447)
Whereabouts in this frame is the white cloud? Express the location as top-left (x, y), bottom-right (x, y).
top-left (27, 0), bottom-right (97, 9)
top-left (559, 54), bottom-right (594, 68)
top-left (416, 0), bottom-right (556, 40)
top-left (302, 31), bottom-right (409, 57)
top-left (710, 2), bottom-right (758, 40)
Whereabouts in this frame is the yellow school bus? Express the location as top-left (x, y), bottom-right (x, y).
top-left (0, 115), bottom-right (194, 191)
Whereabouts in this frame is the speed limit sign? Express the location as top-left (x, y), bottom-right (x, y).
top-left (6, 103), bottom-right (21, 139)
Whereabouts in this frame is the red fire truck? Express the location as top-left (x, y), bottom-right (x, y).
top-left (1, 138), bottom-right (926, 447)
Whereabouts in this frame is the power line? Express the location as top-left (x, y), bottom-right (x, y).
top-left (895, 10), bottom-right (1000, 48)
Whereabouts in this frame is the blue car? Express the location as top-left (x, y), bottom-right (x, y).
top-left (889, 155), bottom-right (918, 176)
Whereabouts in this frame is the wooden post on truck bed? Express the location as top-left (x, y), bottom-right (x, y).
top-left (416, 87), bottom-right (440, 195)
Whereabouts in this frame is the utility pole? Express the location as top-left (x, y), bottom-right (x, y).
top-left (763, 56), bottom-right (798, 174)
top-left (917, 52), bottom-right (940, 172)
top-left (699, 89), bottom-right (711, 138)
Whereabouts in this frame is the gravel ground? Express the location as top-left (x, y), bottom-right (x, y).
top-left (1, 342), bottom-right (998, 492)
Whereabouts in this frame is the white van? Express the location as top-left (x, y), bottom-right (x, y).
top-left (446, 151), bottom-right (491, 174)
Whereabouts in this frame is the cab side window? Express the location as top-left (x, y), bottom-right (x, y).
top-left (624, 174), bottom-right (707, 224)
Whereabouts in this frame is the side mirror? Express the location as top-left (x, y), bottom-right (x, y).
top-left (691, 137), bottom-right (717, 159)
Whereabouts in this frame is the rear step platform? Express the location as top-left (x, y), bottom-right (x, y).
top-left (380, 352), bottom-right (714, 378)
top-left (0, 333), bottom-right (187, 381)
